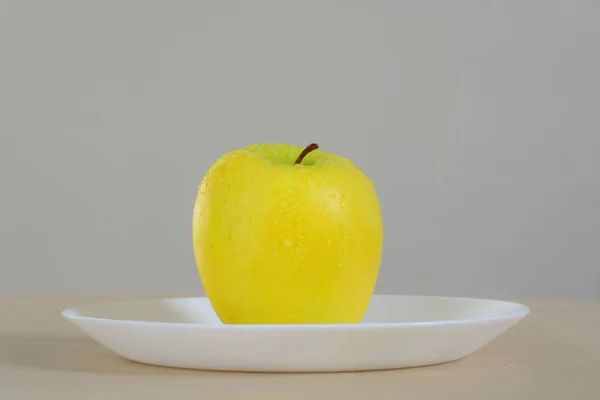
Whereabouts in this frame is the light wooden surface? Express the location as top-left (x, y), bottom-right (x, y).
top-left (1, 295), bottom-right (599, 399)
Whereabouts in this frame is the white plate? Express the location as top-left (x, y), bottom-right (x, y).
top-left (62, 295), bottom-right (529, 372)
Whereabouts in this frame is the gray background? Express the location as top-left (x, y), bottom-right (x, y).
top-left (1, 1), bottom-right (599, 299)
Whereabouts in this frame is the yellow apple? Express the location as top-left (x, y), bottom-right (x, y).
top-left (192, 143), bottom-right (383, 324)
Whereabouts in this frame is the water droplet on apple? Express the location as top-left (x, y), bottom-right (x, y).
top-left (280, 201), bottom-right (287, 207)
top-left (285, 214), bottom-right (292, 219)
top-left (343, 232), bottom-right (349, 239)
top-left (326, 238), bottom-right (332, 245)
top-left (284, 238), bottom-right (294, 247)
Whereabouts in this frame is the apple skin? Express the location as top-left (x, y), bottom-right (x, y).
top-left (192, 143), bottom-right (383, 324)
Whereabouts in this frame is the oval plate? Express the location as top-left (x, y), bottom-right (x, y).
top-left (62, 295), bottom-right (529, 372)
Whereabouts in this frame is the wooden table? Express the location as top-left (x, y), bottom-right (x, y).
top-left (1, 295), bottom-right (599, 399)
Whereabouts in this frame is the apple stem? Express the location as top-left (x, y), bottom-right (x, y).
top-left (294, 143), bottom-right (319, 165)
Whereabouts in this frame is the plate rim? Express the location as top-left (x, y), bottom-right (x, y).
top-left (61, 294), bottom-right (531, 330)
